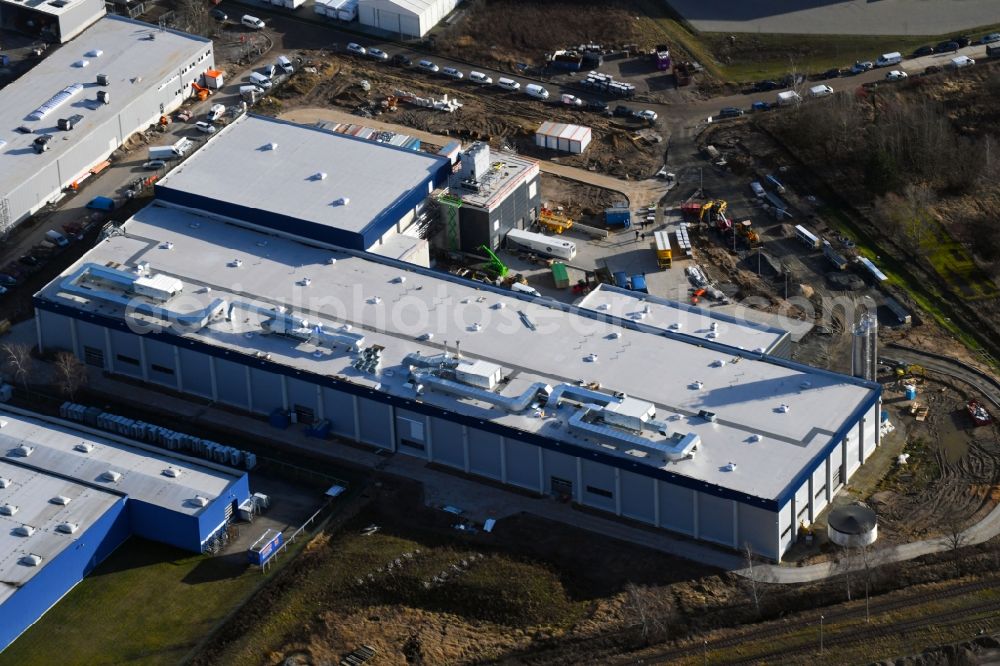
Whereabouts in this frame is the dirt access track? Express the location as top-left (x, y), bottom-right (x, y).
top-left (667, 0), bottom-right (1000, 35)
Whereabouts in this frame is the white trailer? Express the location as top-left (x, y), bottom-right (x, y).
top-left (506, 228), bottom-right (576, 261)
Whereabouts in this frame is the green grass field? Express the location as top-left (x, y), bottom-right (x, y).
top-left (3, 538), bottom-right (292, 666)
top-left (922, 223), bottom-right (1000, 302)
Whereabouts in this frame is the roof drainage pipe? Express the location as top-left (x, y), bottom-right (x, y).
top-left (412, 372), bottom-right (552, 413)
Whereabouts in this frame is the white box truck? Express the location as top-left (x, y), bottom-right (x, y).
top-left (506, 229), bottom-right (576, 260)
top-left (876, 52), bottom-right (902, 67)
top-left (149, 145), bottom-right (180, 160)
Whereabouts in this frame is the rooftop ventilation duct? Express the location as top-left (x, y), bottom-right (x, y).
top-left (56, 522), bottom-right (79, 534)
top-left (20, 554), bottom-right (42, 567)
top-left (100, 470), bottom-right (122, 483)
top-left (0, 504), bottom-right (18, 516)
top-left (50, 496), bottom-right (72, 506)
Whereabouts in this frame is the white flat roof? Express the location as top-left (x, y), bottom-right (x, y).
top-left (155, 114), bottom-right (447, 236)
top-left (0, 408), bottom-right (241, 516)
top-left (38, 203), bottom-right (878, 502)
top-left (577, 284), bottom-right (789, 354)
top-left (451, 150), bottom-right (539, 211)
top-left (1, 0), bottom-right (91, 17)
top-left (0, 17), bottom-right (211, 202)
top-left (0, 459), bottom-right (120, 605)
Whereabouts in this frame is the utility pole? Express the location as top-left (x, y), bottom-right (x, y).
top-left (703, 639), bottom-right (708, 665)
top-left (820, 614), bottom-right (824, 655)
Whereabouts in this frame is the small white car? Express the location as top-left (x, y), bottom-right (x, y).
top-left (441, 66), bottom-right (463, 80)
top-left (240, 15), bottom-right (265, 30)
top-left (195, 121), bottom-right (216, 134)
top-left (367, 47), bottom-right (388, 61)
top-left (885, 70), bottom-right (908, 81)
top-left (636, 109), bottom-right (658, 122)
top-left (561, 94), bottom-right (583, 106)
top-left (207, 103), bottom-right (226, 121)
top-left (417, 59), bottom-right (439, 73)
top-left (469, 71), bottom-right (492, 85)
top-left (143, 160), bottom-right (166, 170)
top-left (346, 43), bottom-right (366, 56)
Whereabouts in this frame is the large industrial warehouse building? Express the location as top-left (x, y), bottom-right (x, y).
top-left (0, 406), bottom-right (250, 649)
top-left (155, 114), bottom-right (452, 267)
top-left (357, 0), bottom-right (457, 38)
top-left (33, 197), bottom-right (881, 562)
top-left (0, 0), bottom-right (104, 43)
top-left (0, 15), bottom-right (214, 235)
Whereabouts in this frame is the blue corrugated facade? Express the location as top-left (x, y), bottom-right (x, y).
top-left (0, 496), bottom-right (130, 650)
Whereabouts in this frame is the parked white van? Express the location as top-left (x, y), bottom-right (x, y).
top-left (469, 71), bottom-right (492, 85)
top-left (249, 71), bottom-right (272, 89)
top-left (241, 15), bottom-right (265, 30)
top-left (950, 55), bottom-right (975, 68)
top-left (876, 51), bottom-right (903, 67)
top-left (524, 83), bottom-right (550, 100)
top-left (496, 77), bottom-right (520, 91)
top-left (809, 84), bottom-right (834, 98)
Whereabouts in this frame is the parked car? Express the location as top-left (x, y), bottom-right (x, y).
top-left (885, 70), bottom-right (908, 81)
top-left (195, 121), bottom-right (216, 134)
top-left (560, 94), bottom-right (583, 107)
top-left (612, 104), bottom-right (633, 117)
top-left (635, 109), bottom-right (658, 122)
top-left (751, 101), bottom-right (771, 112)
top-left (716, 106), bottom-right (744, 119)
top-left (391, 54), bottom-right (412, 67)
top-left (441, 66), bottom-right (463, 80)
top-left (0, 274), bottom-right (17, 286)
top-left (240, 15), bottom-right (265, 30)
top-left (850, 60), bottom-right (874, 74)
top-left (981, 33), bottom-right (1000, 45)
top-left (936, 41), bottom-right (960, 53)
top-left (210, 8), bottom-right (227, 20)
top-left (417, 59), bottom-right (439, 73)
top-left (345, 42), bottom-right (366, 56)
top-left (468, 71), bottom-right (492, 84)
top-left (207, 103), bottom-right (226, 121)
top-left (143, 159), bottom-right (167, 170)
top-left (951, 35), bottom-right (971, 48)
top-left (912, 45), bottom-right (935, 57)
top-left (820, 68), bottom-right (841, 80)
top-left (586, 99), bottom-right (609, 113)
top-left (367, 47), bottom-right (388, 61)
top-left (18, 255), bottom-right (40, 267)
top-left (753, 80), bottom-right (779, 92)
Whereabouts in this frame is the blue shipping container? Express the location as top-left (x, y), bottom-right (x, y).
top-left (248, 529), bottom-right (284, 566)
top-left (630, 274), bottom-right (648, 293)
top-left (613, 271), bottom-right (630, 289)
top-left (605, 208), bottom-right (631, 227)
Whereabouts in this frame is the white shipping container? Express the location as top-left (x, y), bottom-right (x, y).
top-left (506, 228), bottom-right (576, 260)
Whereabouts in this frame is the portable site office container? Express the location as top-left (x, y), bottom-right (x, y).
top-left (535, 121), bottom-right (592, 154)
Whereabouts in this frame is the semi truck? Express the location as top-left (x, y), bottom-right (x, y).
top-left (506, 228), bottom-right (577, 261)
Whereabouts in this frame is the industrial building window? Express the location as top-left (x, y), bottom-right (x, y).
top-left (293, 405), bottom-right (315, 425)
top-left (116, 354), bottom-right (139, 366)
top-left (551, 476), bottom-right (573, 496)
top-left (150, 364), bottom-right (174, 376)
top-left (400, 438), bottom-right (425, 451)
top-left (83, 346), bottom-right (104, 368)
top-left (586, 485), bottom-right (613, 499)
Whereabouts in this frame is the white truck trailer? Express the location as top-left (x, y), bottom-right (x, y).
top-left (506, 229), bottom-right (576, 261)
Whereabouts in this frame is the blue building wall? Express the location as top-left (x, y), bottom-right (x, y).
top-left (0, 497), bottom-right (130, 651)
top-left (197, 473), bottom-right (251, 545)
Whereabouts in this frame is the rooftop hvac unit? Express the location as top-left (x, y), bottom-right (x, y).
top-left (97, 90), bottom-right (111, 105)
top-left (96, 73), bottom-right (110, 86)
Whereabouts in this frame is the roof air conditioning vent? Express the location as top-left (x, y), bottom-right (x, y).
top-left (96, 73), bottom-right (110, 86)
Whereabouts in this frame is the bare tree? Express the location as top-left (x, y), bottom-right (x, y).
top-left (742, 542), bottom-right (770, 617)
top-left (945, 518), bottom-right (969, 575)
top-left (624, 582), bottom-right (672, 644)
top-left (54, 352), bottom-right (87, 402)
top-left (175, 0), bottom-right (215, 37)
top-left (838, 544), bottom-right (856, 602)
top-left (1, 342), bottom-right (33, 391)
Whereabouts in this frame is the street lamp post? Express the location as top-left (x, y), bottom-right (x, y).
top-left (820, 614), bottom-right (825, 655)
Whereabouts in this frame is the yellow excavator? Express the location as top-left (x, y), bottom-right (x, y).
top-left (699, 199), bottom-right (728, 223)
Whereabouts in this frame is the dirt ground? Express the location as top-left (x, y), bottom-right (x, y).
top-left (259, 54), bottom-right (664, 179)
top-left (539, 175), bottom-right (620, 225)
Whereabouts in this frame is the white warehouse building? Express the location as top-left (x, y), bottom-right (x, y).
top-left (0, 16), bottom-right (214, 236)
top-left (358, 0), bottom-right (458, 38)
top-left (33, 198), bottom-right (883, 561)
